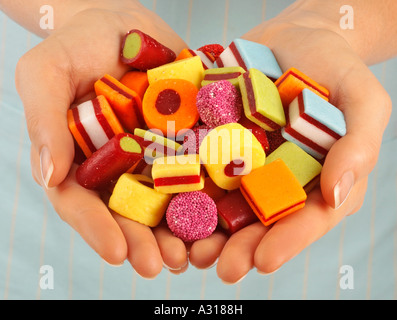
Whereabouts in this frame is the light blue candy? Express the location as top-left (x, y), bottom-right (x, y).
top-left (215, 38), bottom-right (283, 80)
top-left (302, 89), bottom-right (346, 137)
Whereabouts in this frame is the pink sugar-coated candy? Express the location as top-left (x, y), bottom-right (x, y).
top-left (196, 80), bottom-right (242, 128)
top-left (166, 191), bottom-right (218, 242)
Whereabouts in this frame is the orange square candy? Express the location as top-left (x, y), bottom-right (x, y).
top-left (240, 159), bottom-right (307, 226)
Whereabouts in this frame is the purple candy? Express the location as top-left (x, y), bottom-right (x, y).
top-left (196, 80), bottom-right (242, 128)
top-left (166, 191), bottom-right (218, 242)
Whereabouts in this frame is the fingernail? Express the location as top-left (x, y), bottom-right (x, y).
top-left (221, 274), bottom-right (247, 285)
top-left (40, 146), bottom-right (54, 189)
top-left (257, 267), bottom-right (280, 275)
top-left (333, 171), bottom-right (354, 209)
top-left (163, 260), bottom-right (188, 271)
top-left (103, 259), bottom-right (124, 267)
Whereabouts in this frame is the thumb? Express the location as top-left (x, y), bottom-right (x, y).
top-left (15, 47), bottom-right (75, 188)
top-left (320, 63), bottom-right (392, 209)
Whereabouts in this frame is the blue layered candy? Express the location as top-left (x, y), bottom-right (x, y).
top-left (281, 88), bottom-right (346, 159)
top-left (215, 38), bottom-right (282, 81)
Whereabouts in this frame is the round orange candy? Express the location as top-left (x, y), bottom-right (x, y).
top-left (142, 79), bottom-right (199, 136)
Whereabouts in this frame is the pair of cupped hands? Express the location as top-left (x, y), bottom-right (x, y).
top-left (15, 1), bottom-right (391, 283)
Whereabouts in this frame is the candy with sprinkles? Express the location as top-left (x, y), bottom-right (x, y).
top-left (66, 28), bottom-right (351, 239)
top-left (166, 191), bottom-right (218, 242)
top-left (196, 80), bottom-right (243, 128)
top-left (67, 95), bottom-right (124, 158)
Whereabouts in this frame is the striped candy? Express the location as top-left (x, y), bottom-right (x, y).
top-left (176, 48), bottom-right (215, 70)
top-left (275, 67), bottom-right (330, 109)
top-left (94, 74), bottom-right (144, 133)
top-left (281, 89), bottom-right (346, 159)
top-left (238, 68), bottom-right (285, 131)
top-left (215, 38), bottom-right (282, 81)
top-left (67, 95), bottom-right (124, 158)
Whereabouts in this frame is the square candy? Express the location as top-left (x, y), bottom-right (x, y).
top-left (274, 67), bottom-right (330, 109)
top-left (281, 89), bottom-right (346, 159)
top-left (215, 38), bottom-right (282, 80)
top-left (239, 68), bottom-right (285, 131)
top-left (266, 141), bottom-right (322, 191)
top-left (240, 159), bottom-right (307, 226)
top-left (152, 154), bottom-right (204, 194)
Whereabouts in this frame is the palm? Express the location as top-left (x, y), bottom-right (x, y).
top-left (213, 23), bottom-right (390, 282)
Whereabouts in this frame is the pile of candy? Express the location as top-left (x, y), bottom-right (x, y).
top-left (68, 29), bottom-right (346, 242)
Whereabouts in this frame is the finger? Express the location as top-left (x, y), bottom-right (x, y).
top-left (254, 180), bottom-right (367, 274)
top-left (216, 223), bottom-right (269, 284)
top-left (152, 222), bottom-right (188, 274)
top-left (112, 213), bottom-right (163, 279)
top-left (45, 165), bottom-right (128, 265)
top-left (16, 42), bottom-right (76, 188)
top-left (189, 230), bottom-right (228, 269)
top-left (321, 63), bottom-right (391, 208)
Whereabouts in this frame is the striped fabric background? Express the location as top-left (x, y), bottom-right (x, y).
top-left (0, 0), bottom-right (396, 300)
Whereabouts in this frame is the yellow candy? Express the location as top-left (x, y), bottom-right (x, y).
top-left (152, 154), bottom-right (204, 194)
top-left (147, 56), bottom-right (204, 88)
top-left (108, 174), bottom-right (171, 227)
top-left (199, 123), bottom-right (266, 190)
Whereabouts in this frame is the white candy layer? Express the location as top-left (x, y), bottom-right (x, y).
top-left (193, 50), bottom-right (214, 69)
top-left (78, 100), bottom-right (109, 150)
top-left (288, 98), bottom-right (337, 150)
top-left (217, 46), bottom-right (239, 67)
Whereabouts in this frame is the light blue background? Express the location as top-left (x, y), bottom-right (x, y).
top-left (0, 0), bottom-right (396, 300)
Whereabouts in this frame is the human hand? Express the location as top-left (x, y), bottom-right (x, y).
top-left (193, 3), bottom-right (392, 283)
top-left (15, 0), bottom-right (190, 278)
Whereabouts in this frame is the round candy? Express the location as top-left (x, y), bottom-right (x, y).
top-left (196, 80), bottom-right (242, 128)
top-left (142, 79), bottom-right (199, 136)
top-left (166, 191), bottom-right (218, 242)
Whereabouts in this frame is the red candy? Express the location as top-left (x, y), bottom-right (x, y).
top-left (121, 29), bottom-right (176, 70)
top-left (76, 133), bottom-right (143, 190)
top-left (197, 44), bottom-right (224, 60)
top-left (216, 189), bottom-right (258, 234)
